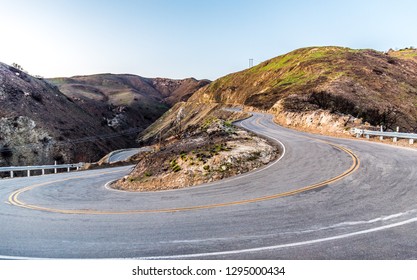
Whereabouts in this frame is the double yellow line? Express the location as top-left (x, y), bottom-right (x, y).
top-left (7, 139), bottom-right (360, 215)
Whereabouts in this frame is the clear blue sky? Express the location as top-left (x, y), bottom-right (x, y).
top-left (1, 0), bottom-right (416, 80)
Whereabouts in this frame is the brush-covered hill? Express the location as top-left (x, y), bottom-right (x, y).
top-left (140, 46), bottom-right (417, 143)
top-left (49, 74), bottom-right (209, 131)
top-left (189, 46), bottom-right (417, 132)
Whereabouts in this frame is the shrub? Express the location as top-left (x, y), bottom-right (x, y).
top-left (170, 159), bottom-right (182, 172)
top-left (0, 145), bottom-right (13, 159)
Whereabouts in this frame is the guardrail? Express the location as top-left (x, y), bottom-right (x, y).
top-left (352, 128), bottom-right (417, 144)
top-left (0, 162), bottom-right (84, 179)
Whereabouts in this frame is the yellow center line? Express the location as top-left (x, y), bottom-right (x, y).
top-left (8, 118), bottom-right (361, 215)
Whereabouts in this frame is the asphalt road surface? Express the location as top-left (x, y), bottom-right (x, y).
top-left (107, 148), bottom-right (151, 163)
top-left (1, 112), bottom-right (417, 259)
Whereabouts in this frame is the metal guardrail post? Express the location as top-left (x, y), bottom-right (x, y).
top-left (352, 127), bottom-right (417, 144)
top-left (1, 162), bottom-right (83, 179)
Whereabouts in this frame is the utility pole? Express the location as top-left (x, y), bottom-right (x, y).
top-left (249, 58), bottom-right (254, 68)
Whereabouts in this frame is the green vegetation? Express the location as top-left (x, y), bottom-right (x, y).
top-left (392, 49), bottom-right (417, 59)
top-left (247, 151), bottom-right (261, 161)
top-left (170, 159), bottom-right (181, 172)
top-left (210, 143), bottom-right (229, 154)
top-left (224, 121), bottom-right (233, 127)
top-left (274, 72), bottom-right (307, 87)
top-left (201, 117), bottom-right (219, 130)
top-left (255, 53), bottom-right (296, 72)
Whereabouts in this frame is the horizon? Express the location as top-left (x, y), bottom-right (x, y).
top-left (1, 0), bottom-right (417, 80)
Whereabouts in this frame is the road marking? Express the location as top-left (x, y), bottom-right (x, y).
top-left (143, 214), bottom-right (417, 259)
top-left (2, 210), bottom-right (416, 259)
top-left (0, 255), bottom-right (50, 260)
top-left (2, 212), bottom-right (414, 260)
top-left (8, 129), bottom-right (359, 215)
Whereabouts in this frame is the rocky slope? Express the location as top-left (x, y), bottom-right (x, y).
top-left (0, 62), bottom-right (128, 166)
top-left (189, 46), bottom-right (417, 133)
top-left (115, 118), bottom-right (278, 191)
top-left (0, 63), bottom-right (208, 167)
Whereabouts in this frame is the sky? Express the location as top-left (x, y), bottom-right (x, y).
top-left (1, 0), bottom-right (417, 80)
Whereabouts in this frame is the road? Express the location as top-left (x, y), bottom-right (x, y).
top-left (107, 147), bottom-right (151, 163)
top-left (1, 112), bottom-right (417, 259)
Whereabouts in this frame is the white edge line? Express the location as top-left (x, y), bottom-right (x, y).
top-left (142, 216), bottom-right (417, 259)
top-left (7, 211), bottom-right (413, 260)
top-left (2, 216), bottom-right (414, 260)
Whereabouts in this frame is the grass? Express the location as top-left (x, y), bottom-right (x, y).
top-left (250, 47), bottom-right (349, 75)
top-left (274, 72), bottom-right (307, 87)
top-left (391, 49), bottom-right (417, 60)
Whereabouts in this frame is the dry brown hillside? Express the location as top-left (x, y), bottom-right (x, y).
top-left (0, 62), bottom-right (131, 166)
top-left (1, 64), bottom-right (208, 167)
top-left (49, 74), bottom-right (209, 132)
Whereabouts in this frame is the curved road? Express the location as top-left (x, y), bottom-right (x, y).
top-left (107, 147), bottom-right (152, 164)
top-left (1, 112), bottom-right (417, 259)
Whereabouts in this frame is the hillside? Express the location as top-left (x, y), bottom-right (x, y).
top-left (188, 46), bottom-right (417, 133)
top-left (0, 64), bottom-right (208, 167)
top-left (49, 74), bottom-right (209, 131)
top-left (0, 62), bottom-right (132, 166)
top-left (127, 46), bottom-right (417, 191)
